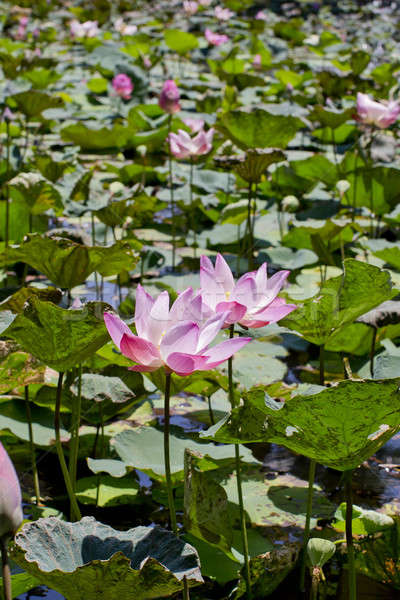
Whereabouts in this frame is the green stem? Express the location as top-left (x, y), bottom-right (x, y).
top-left (246, 182), bottom-right (254, 271)
top-left (164, 372), bottom-right (178, 534)
top-left (345, 470), bottom-right (356, 600)
top-left (5, 119), bottom-right (10, 249)
top-left (1, 538), bottom-right (11, 600)
top-left (25, 386), bottom-right (40, 506)
top-left (228, 325), bottom-right (251, 599)
top-left (207, 395), bottom-right (215, 426)
top-left (91, 212), bottom-right (100, 300)
top-left (167, 115), bottom-right (176, 271)
top-left (69, 364), bottom-right (82, 495)
top-left (183, 576), bottom-right (190, 600)
top-left (54, 372), bottom-right (81, 521)
top-left (319, 344), bottom-right (325, 386)
top-left (189, 159), bottom-right (196, 258)
top-left (300, 459), bottom-right (316, 593)
top-left (369, 327), bottom-right (377, 378)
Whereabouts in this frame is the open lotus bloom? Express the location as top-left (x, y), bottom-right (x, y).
top-left (159, 80), bottom-right (181, 114)
top-left (112, 74), bottom-right (134, 100)
top-left (168, 128), bottom-right (214, 159)
top-left (214, 6), bottom-right (234, 20)
top-left (70, 19), bottom-right (99, 38)
top-left (356, 92), bottom-right (400, 129)
top-left (0, 442), bottom-right (23, 539)
top-left (183, 1), bottom-right (199, 15)
top-left (104, 286), bottom-right (251, 376)
top-left (114, 17), bottom-right (137, 36)
top-left (183, 117), bottom-right (205, 133)
top-left (199, 254), bottom-right (297, 328)
top-left (204, 28), bottom-right (229, 46)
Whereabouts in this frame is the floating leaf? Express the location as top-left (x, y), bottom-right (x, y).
top-left (12, 517), bottom-right (203, 600)
top-left (76, 475), bottom-right (140, 507)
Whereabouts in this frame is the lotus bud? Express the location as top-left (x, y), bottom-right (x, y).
top-left (336, 179), bottom-right (350, 197)
top-left (136, 144), bottom-right (147, 157)
top-left (282, 195), bottom-right (299, 212)
top-left (0, 442), bottom-right (23, 539)
top-left (158, 80), bottom-right (180, 114)
top-left (307, 538), bottom-right (336, 568)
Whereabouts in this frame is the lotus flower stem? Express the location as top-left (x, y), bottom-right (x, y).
top-left (164, 372), bottom-right (178, 534)
top-left (4, 119), bottom-right (10, 250)
top-left (300, 458), bottom-right (316, 593)
top-left (183, 575), bottom-right (190, 600)
top-left (69, 364), bottom-right (82, 502)
top-left (24, 386), bottom-right (41, 505)
top-left (1, 538), bottom-right (11, 600)
top-left (54, 372), bottom-right (81, 521)
top-left (189, 158), bottom-right (196, 258)
top-left (228, 325), bottom-right (251, 599)
top-left (207, 395), bottom-right (215, 425)
top-left (345, 469), bottom-right (356, 600)
top-left (246, 182), bottom-right (254, 271)
top-left (91, 212), bottom-right (100, 300)
top-left (369, 327), bottom-right (377, 377)
top-left (319, 344), bottom-right (325, 386)
top-left (167, 115), bottom-right (177, 271)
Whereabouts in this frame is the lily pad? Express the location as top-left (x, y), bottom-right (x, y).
top-left (11, 517), bottom-right (203, 600)
top-left (75, 475), bottom-right (140, 507)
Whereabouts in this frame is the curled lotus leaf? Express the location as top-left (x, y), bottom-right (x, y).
top-left (234, 149), bottom-right (285, 183)
top-left (11, 516), bottom-right (203, 600)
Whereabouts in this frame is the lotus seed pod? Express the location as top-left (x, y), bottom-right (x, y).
top-left (307, 538), bottom-right (336, 568)
top-left (0, 441), bottom-right (23, 539)
top-left (136, 144), bottom-right (147, 157)
top-left (282, 195), bottom-right (299, 212)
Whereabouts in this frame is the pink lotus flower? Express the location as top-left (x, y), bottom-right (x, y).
top-left (199, 254), bottom-right (297, 328)
top-left (70, 19), bottom-right (99, 38)
top-left (183, 117), bottom-right (205, 133)
top-left (356, 92), bottom-right (400, 129)
top-left (114, 17), bottom-right (137, 36)
top-left (253, 54), bottom-right (262, 69)
top-left (205, 28), bottom-right (228, 46)
top-left (183, 0), bottom-right (199, 15)
top-left (168, 128), bottom-right (214, 159)
top-left (112, 74), bottom-right (134, 100)
top-left (159, 80), bottom-right (181, 114)
top-left (0, 442), bottom-right (23, 539)
top-left (199, 0), bottom-right (212, 5)
top-left (104, 286), bottom-right (251, 376)
top-left (214, 6), bottom-right (234, 20)
top-left (255, 10), bottom-right (268, 20)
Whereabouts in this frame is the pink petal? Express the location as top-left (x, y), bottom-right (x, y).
top-left (215, 300), bottom-right (247, 326)
top-left (147, 291), bottom-right (170, 345)
top-left (166, 352), bottom-right (208, 376)
top-left (160, 321), bottom-right (199, 360)
top-left (197, 312), bottom-right (227, 352)
top-left (204, 336), bottom-right (252, 368)
top-left (135, 285), bottom-right (154, 338)
top-left (231, 274), bottom-right (257, 307)
top-left (215, 254), bottom-right (235, 293)
top-left (242, 299), bottom-right (297, 328)
top-left (169, 287), bottom-right (194, 325)
top-left (120, 333), bottom-right (161, 366)
top-left (104, 312), bottom-right (133, 349)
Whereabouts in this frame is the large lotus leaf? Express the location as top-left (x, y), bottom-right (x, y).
top-left (9, 172), bottom-right (64, 216)
top-left (234, 149), bottom-right (285, 183)
top-left (0, 287), bottom-right (62, 314)
top-left (76, 475), bottom-right (140, 507)
top-left (11, 517), bottom-right (203, 600)
top-left (61, 122), bottom-right (131, 151)
top-left (164, 30), bottom-right (198, 54)
top-left (290, 155), bottom-right (337, 187)
top-left (10, 90), bottom-right (64, 119)
top-left (345, 166), bottom-right (400, 215)
top-left (2, 297), bottom-right (111, 371)
top-left (201, 378), bottom-right (400, 471)
top-left (0, 234), bottom-right (138, 288)
top-left (367, 240), bottom-right (400, 272)
top-left (218, 109), bottom-right (303, 150)
top-left (281, 259), bottom-right (394, 345)
top-left (111, 427), bottom-right (258, 483)
top-left (282, 219), bottom-right (355, 253)
top-left (354, 517), bottom-right (400, 589)
top-left (0, 398), bottom-right (69, 445)
top-left (70, 373), bottom-right (136, 405)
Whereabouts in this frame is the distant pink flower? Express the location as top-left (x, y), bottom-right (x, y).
top-left (114, 17), bottom-right (137, 36)
top-left (143, 55), bottom-right (152, 69)
top-left (15, 24), bottom-right (27, 40)
top-left (104, 286), bottom-right (251, 376)
top-left (253, 54), bottom-right (262, 68)
top-left (214, 6), bottom-right (234, 20)
top-left (19, 16), bottom-right (29, 27)
top-left (112, 73), bottom-right (134, 100)
top-left (70, 19), bottom-right (99, 38)
top-left (199, 0), bottom-right (212, 5)
top-left (356, 92), bottom-right (400, 129)
top-left (169, 128), bottom-right (214, 159)
top-left (183, 1), bottom-right (199, 15)
top-left (3, 107), bottom-right (14, 121)
top-left (199, 254), bottom-right (297, 328)
top-left (205, 28), bottom-right (228, 46)
top-left (159, 80), bottom-right (181, 114)
top-left (0, 442), bottom-right (23, 539)
top-left (183, 117), bottom-right (205, 133)
top-left (255, 10), bottom-right (268, 20)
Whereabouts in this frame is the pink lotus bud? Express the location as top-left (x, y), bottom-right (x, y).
top-left (143, 56), bottom-right (152, 69)
top-left (159, 80), bottom-right (181, 114)
top-left (3, 107), bottom-right (14, 121)
top-left (255, 10), bottom-right (268, 20)
top-left (183, 117), bottom-right (205, 133)
top-left (356, 92), bottom-right (400, 129)
top-left (204, 28), bottom-right (228, 46)
top-left (0, 442), bottom-right (23, 539)
top-left (19, 16), bottom-right (29, 27)
top-left (112, 74), bottom-right (134, 100)
top-left (253, 54), bottom-right (262, 69)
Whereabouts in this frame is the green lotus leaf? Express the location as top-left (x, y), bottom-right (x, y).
top-left (2, 297), bottom-right (111, 371)
top-left (11, 517), bottom-right (203, 600)
top-left (307, 538), bottom-right (335, 568)
top-left (333, 503), bottom-right (394, 535)
top-left (0, 286), bottom-right (62, 313)
top-left (61, 122), bottom-right (131, 151)
top-left (111, 426), bottom-right (258, 483)
top-left (218, 109), bottom-right (303, 150)
top-left (10, 90), bottom-right (64, 119)
top-left (0, 234), bottom-right (139, 288)
top-left (75, 475), bottom-right (140, 507)
top-left (234, 149), bottom-right (285, 183)
top-left (201, 378), bottom-right (400, 471)
top-left (9, 172), bottom-right (64, 215)
top-left (367, 240), bottom-right (400, 271)
top-left (164, 30), bottom-right (198, 54)
top-left (0, 398), bottom-right (69, 446)
top-left (281, 259), bottom-right (394, 345)
top-left (0, 350), bottom-right (46, 393)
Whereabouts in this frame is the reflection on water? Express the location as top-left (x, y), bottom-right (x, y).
top-left (18, 588), bottom-right (64, 599)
